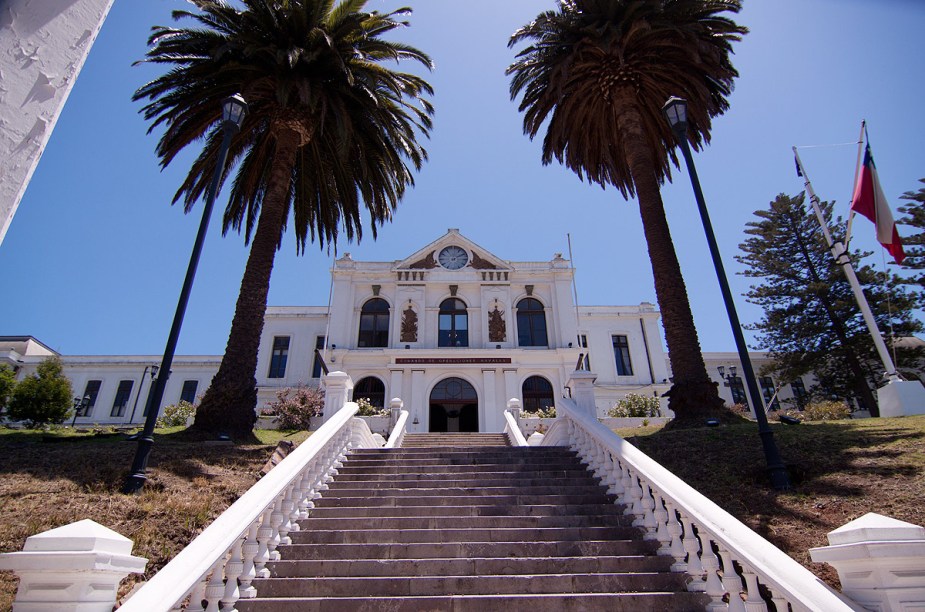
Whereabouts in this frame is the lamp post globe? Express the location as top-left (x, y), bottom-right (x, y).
top-left (122, 94), bottom-right (248, 494)
top-left (663, 97), bottom-right (791, 491)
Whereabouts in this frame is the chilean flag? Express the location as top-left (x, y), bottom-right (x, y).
top-left (851, 143), bottom-right (905, 264)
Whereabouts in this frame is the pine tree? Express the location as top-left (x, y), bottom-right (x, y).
top-left (736, 194), bottom-right (923, 414)
top-left (897, 178), bottom-right (925, 306)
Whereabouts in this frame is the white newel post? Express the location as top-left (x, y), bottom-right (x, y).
top-left (507, 397), bottom-right (521, 422)
top-left (322, 371), bottom-right (354, 423)
top-left (877, 380), bottom-right (925, 418)
top-left (566, 370), bottom-right (598, 419)
top-left (0, 519), bottom-right (147, 611)
top-left (810, 513), bottom-right (925, 611)
top-left (390, 397), bottom-right (404, 427)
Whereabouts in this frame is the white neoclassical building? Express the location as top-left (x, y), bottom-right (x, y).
top-left (4, 230), bottom-right (675, 431)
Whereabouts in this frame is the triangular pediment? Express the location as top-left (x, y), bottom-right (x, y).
top-left (395, 229), bottom-right (510, 271)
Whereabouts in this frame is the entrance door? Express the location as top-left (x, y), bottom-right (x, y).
top-left (429, 377), bottom-right (478, 432)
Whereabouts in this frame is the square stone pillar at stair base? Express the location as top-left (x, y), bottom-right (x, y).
top-left (322, 371), bottom-right (354, 423)
top-left (878, 380), bottom-right (925, 417)
top-left (810, 512), bottom-right (925, 611)
top-left (0, 519), bottom-right (147, 611)
top-left (566, 370), bottom-right (598, 419)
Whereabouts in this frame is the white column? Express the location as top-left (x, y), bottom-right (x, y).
top-left (410, 370), bottom-right (425, 432)
top-left (389, 369), bottom-right (404, 405)
top-left (482, 369), bottom-right (498, 433)
top-left (503, 369), bottom-right (519, 405)
top-left (810, 513), bottom-right (925, 611)
top-left (322, 371), bottom-right (353, 422)
top-left (0, 519), bottom-right (147, 611)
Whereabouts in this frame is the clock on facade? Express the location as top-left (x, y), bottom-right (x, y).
top-left (438, 245), bottom-right (469, 270)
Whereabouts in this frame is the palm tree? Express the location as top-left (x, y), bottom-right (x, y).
top-left (134, 0), bottom-right (434, 439)
top-left (507, 0), bottom-right (746, 423)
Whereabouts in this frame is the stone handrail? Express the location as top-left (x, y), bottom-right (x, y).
top-left (384, 410), bottom-right (409, 448)
top-left (121, 404), bottom-right (378, 611)
top-left (502, 409), bottom-right (528, 447)
top-left (543, 398), bottom-right (862, 612)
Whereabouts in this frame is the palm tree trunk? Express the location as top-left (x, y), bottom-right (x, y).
top-left (192, 126), bottom-right (301, 439)
top-left (613, 92), bottom-right (724, 421)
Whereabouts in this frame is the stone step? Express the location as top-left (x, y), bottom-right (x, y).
top-left (298, 514), bottom-right (634, 530)
top-left (342, 456), bottom-right (584, 468)
top-left (322, 484), bottom-right (608, 498)
top-left (251, 572), bottom-right (687, 598)
top-left (290, 525), bottom-right (641, 544)
top-left (277, 539), bottom-right (656, 560)
top-left (325, 476), bottom-right (601, 489)
top-left (335, 464), bottom-right (591, 475)
top-left (305, 503), bottom-right (628, 518)
top-left (312, 493), bottom-right (616, 508)
top-left (350, 448), bottom-right (576, 458)
top-left (266, 554), bottom-right (673, 578)
top-left (330, 469), bottom-right (597, 482)
top-left (237, 591), bottom-right (709, 612)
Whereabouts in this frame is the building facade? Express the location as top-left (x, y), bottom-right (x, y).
top-left (3, 230), bottom-right (672, 431)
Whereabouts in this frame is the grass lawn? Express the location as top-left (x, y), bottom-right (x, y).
top-left (0, 416), bottom-right (922, 609)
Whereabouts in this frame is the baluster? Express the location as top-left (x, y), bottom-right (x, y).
top-left (665, 501), bottom-right (687, 570)
top-left (187, 574), bottom-right (208, 612)
top-left (651, 490), bottom-right (672, 553)
top-left (718, 547), bottom-right (746, 612)
top-left (590, 440), bottom-right (606, 475)
top-left (620, 464), bottom-right (637, 515)
top-left (267, 494), bottom-right (286, 561)
top-left (740, 564), bottom-right (769, 612)
top-left (254, 506), bottom-right (274, 579)
top-left (604, 452), bottom-right (623, 496)
top-left (222, 536), bottom-right (245, 611)
top-left (278, 483), bottom-right (295, 546)
top-left (203, 554), bottom-right (227, 612)
top-left (289, 468), bottom-right (309, 527)
top-left (769, 589), bottom-right (789, 612)
top-left (239, 521), bottom-right (260, 599)
top-left (627, 474), bottom-right (646, 523)
top-left (699, 536), bottom-right (726, 610)
top-left (680, 515), bottom-right (706, 592)
top-left (637, 478), bottom-right (658, 536)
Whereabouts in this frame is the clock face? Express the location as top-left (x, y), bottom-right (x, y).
top-left (438, 245), bottom-right (469, 270)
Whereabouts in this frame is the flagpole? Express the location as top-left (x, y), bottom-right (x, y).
top-left (844, 120), bottom-right (867, 247)
top-left (793, 147), bottom-right (900, 383)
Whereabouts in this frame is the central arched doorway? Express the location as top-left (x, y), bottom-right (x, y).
top-left (429, 377), bottom-right (478, 432)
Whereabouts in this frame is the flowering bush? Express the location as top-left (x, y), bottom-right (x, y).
top-left (532, 405), bottom-right (556, 418)
top-left (355, 397), bottom-right (390, 417)
top-left (266, 385), bottom-right (324, 430)
top-left (608, 393), bottom-right (660, 418)
top-left (157, 401), bottom-right (197, 428)
top-left (802, 400), bottom-right (851, 421)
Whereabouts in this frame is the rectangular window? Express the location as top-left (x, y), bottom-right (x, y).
top-left (110, 380), bottom-right (134, 417)
top-left (612, 335), bottom-right (633, 376)
top-left (790, 378), bottom-right (807, 409)
top-left (180, 380), bottom-right (199, 404)
top-left (268, 336), bottom-right (290, 379)
top-left (78, 380), bottom-right (102, 417)
top-left (729, 377), bottom-right (747, 406)
top-left (579, 334), bottom-right (591, 371)
top-left (759, 376), bottom-right (780, 411)
top-left (311, 336), bottom-right (326, 379)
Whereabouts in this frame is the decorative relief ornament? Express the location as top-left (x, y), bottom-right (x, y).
top-left (488, 304), bottom-right (506, 343)
top-left (408, 252), bottom-right (437, 269)
top-left (401, 306), bottom-right (418, 342)
top-left (470, 251), bottom-right (499, 270)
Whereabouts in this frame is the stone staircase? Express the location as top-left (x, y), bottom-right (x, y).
top-left (237, 433), bottom-right (707, 611)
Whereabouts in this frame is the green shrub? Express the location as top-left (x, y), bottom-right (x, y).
top-left (6, 357), bottom-right (73, 427)
top-left (533, 405), bottom-right (556, 419)
top-left (609, 393), bottom-right (661, 418)
top-left (266, 385), bottom-right (324, 430)
top-left (802, 400), bottom-right (851, 421)
top-left (355, 397), bottom-right (389, 417)
top-left (0, 364), bottom-right (16, 412)
top-left (157, 401), bottom-right (197, 428)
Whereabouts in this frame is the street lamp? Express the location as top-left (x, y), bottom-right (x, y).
top-left (663, 96), bottom-right (791, 490)
top-left (127, 365), bottom-right (159, 424)
top-left (123, 94), bottom-right (248, 494)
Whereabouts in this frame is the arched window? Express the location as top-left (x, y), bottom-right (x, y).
top-left (522, 375), bottom-right (554, 413)
top-left (516, 298), bottom-right (548, 347)
top-left (358, 298), bottom-right (389, 347)
top-left (354, 377), bottom-right (385, 409)
top-left (438, 298), bottom-right (468, 347)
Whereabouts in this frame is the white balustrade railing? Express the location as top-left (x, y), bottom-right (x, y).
top-left (120, 403), bottom-right (379, 611)
top-left (384, 410), bottom-right (409, 448)
top-left (502, 409), bottom-right (528, 447)
top-left (542, 398), bottom-right (863, 612)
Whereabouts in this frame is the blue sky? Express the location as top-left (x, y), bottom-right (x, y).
top-left (1, 0), bottom-right (923, 358)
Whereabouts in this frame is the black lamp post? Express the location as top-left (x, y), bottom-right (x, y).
top-left (663, 96), bottom-right (791, 491)
top-left (123, 94), bottom-right (248, 494)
